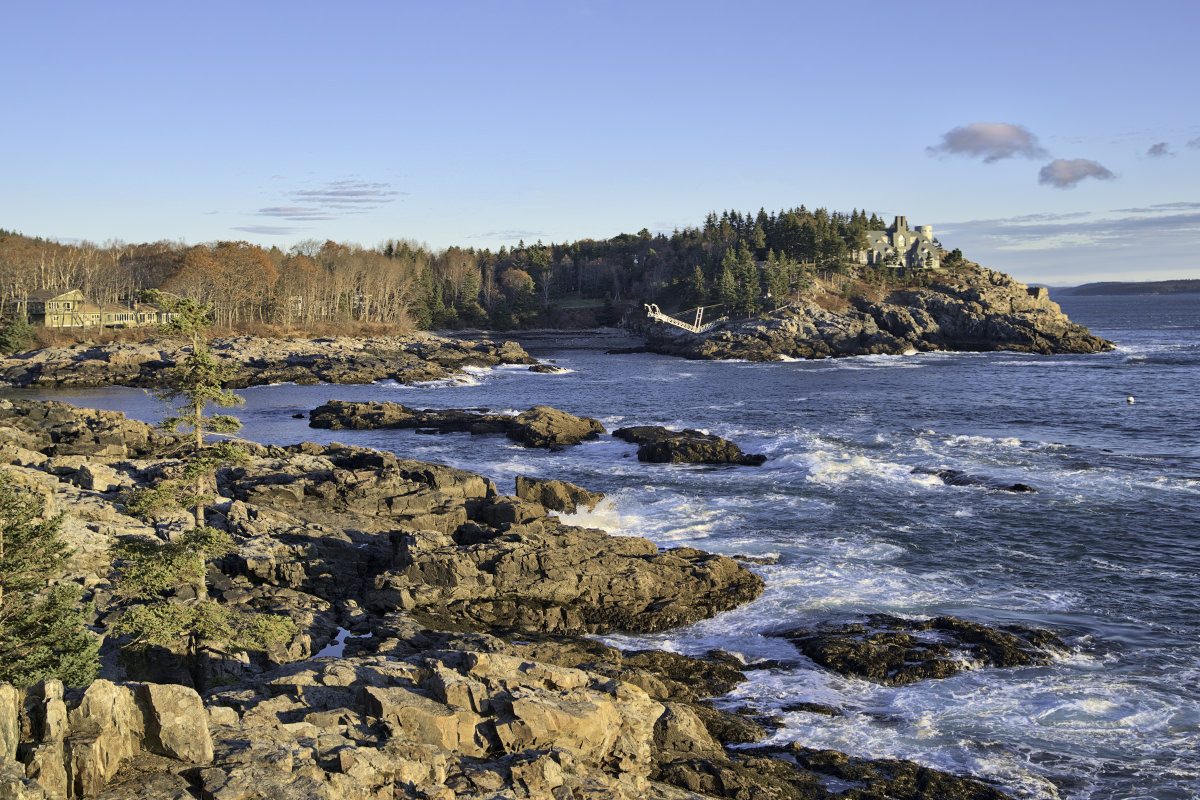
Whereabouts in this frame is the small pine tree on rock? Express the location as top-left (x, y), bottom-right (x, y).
top-left (0, 471), bottom-right (99, 687)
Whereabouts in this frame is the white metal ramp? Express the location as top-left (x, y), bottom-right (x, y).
top-left (644, 303), bottom-right (727, 334)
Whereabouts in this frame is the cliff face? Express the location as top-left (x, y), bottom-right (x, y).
top-left (645, 265), bottom-right (1114, 361)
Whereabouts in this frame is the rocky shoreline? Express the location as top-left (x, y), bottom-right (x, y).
top-left (0, 397), bottom-right (1048, 799)
top-left (0, 269), bottom-right (1115, 396)
top-left (0, 334), bottom-right (536, 390)
top-left (640, 266), bottom-right (1113, 361)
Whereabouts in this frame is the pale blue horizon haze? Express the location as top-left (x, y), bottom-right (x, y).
top-left (4, 0), bottom-right (1198, 285)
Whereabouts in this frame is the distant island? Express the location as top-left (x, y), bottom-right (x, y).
top-left (1055, 279), bottom-right (1200, 296)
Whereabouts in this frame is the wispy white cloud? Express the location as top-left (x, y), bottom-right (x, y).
top-left (1037, 158), bottom-right (1116, 189)
top-left (1147, 142), bottom-right (1173, 158)
top-left (1113, 201), bottom-right (1200, 213)
top-left (244, 179), bottom-right (406, 232)
top-left (231, 225), bottom-right (309, 236)
top-left (257, 206), bottom-right (337, 221)
top-left (926, 122), bottom-right (1048, 162)
top-left (940, 206), bottom-right (1200, 252)
top-left (290, 180), bottom-right (405, 210)
top-left (463, 229), bottom-right (547, 242)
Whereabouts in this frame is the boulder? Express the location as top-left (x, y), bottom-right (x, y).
top-left (514, 476), bottom-right (604, 514)
top-left (612, 426), bottom-right (766, 466)
top-left (0, 683), bottom-right (18, 762)
top-left (133, 684), bottom-right (214, 764)
top-left (505, 406), bottom-right (605, 449)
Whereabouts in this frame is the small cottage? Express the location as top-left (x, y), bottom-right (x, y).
top-left (10, 289), bottom-right (173, 328)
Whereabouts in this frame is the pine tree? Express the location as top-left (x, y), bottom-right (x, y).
top-left (110, 526), bottom-right (293, 656)
top-left (0, 471), bottom-right (99, 687)
top-left (145, 292), bottom-right (244, 528)
top-left (716, 254), bottom-right (739, 309)
top-left (114, 295), bottom-right (295, 660)
top-left (0, 313), bottom-right (36, 354)
top-left (683, 265), bottom-right (707, 309)
top-left (725, 243), bottom-right (756, 316)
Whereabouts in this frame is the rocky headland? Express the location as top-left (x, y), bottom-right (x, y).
top-left (0, 398), bottom-right (1033, 799)
top-left (642, 265), bottom-right (1113, 361)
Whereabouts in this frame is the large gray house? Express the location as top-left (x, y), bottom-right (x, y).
top-left (862, 216), bottom-right (940, 269)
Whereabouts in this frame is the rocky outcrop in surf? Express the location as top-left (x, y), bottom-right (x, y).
top-left (774, 614), bottom-right (1065, 685)
top-left (613, 426), bottom-right (767, 466)
top-left (912, 467), bottom-right (1037, 493)
top-left (643, 265), bottom-right (1114, 361)
top-left (309, 400), bottom-right (606, 449)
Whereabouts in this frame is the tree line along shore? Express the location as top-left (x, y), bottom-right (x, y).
top-left (1, 206), bottom-right (965, 346)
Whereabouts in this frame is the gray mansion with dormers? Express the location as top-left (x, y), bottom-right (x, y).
top-left (862, 216), bottom-right (940, 269)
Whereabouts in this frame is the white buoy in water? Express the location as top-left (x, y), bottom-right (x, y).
top-left (1127, 396), bottom-right (1135, 404)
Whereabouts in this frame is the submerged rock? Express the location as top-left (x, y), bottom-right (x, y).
top-left (775, 614), bottom-right (1065, 685)
top-left (912, 467), bottom-right (1037, 493)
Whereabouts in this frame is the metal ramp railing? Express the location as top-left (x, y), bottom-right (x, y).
top-left (644, 303), bottom-right (727, 334)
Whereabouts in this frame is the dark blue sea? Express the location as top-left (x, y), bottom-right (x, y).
top-left (22, 292), bottom-right (1200, 800)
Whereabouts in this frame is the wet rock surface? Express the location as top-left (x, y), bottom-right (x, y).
top-left (775, 614), bottom-right (1066, 685)
top-left (912, 467), bottom-right (1037, 493)
top-left (644, 265), bottom-right (1113, 361)
top-left (613, 426), bottom-right (767, 466)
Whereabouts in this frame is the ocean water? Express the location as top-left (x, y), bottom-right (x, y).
top-left (16, 292), bottom-right (1200, 800)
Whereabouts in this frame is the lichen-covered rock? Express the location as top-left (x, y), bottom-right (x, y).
top-left (0, 400), bottom-right (167, 459)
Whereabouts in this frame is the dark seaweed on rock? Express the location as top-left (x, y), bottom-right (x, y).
top-left (775, 614), bottom-right (1066, 685)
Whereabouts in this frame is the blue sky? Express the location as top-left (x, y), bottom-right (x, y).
top-left (3, 0), bottom-right (1198, 285)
